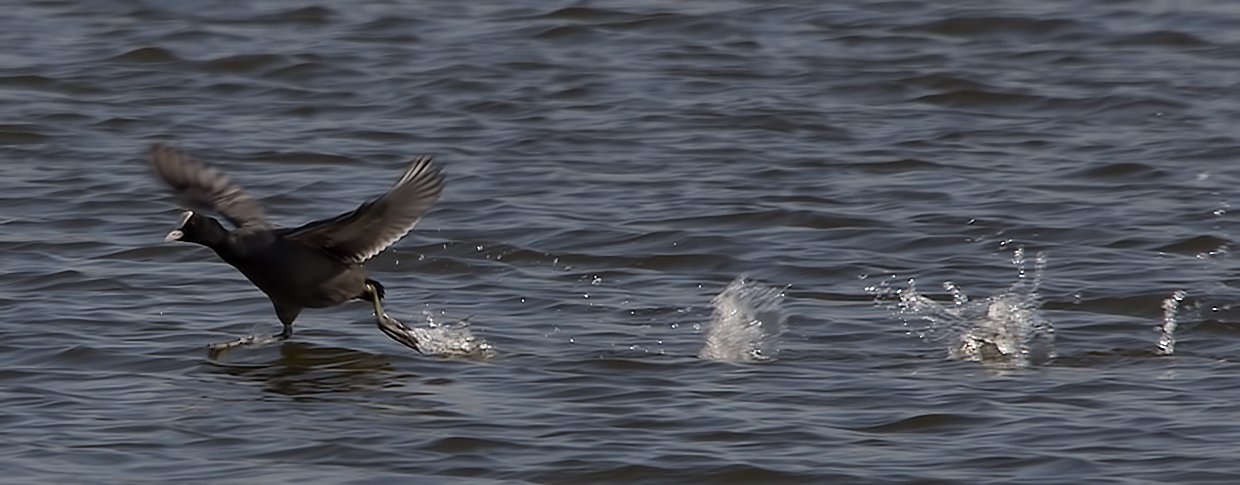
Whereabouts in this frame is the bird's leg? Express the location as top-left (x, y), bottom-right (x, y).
top-left (369, 282), bottom-right (386, 319)
top-left (369, 282), bottom-right (421, 352)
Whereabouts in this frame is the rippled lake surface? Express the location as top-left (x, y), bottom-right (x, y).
top-left (6, 0), bottom-right (1240, 482)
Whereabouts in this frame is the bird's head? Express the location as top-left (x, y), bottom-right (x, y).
top-left (164, 211), bottom-right (227, 246)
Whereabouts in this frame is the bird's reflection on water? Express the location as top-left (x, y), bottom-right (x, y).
top-left (205, 341), bottom-right (403, 396)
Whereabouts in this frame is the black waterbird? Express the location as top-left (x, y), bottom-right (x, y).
top-left (148, 143), bottom-right (444, 352)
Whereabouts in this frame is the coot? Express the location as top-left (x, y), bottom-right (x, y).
top-left (148, 143), bottom-right (444, 352)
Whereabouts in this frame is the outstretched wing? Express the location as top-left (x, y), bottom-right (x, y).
top-left (148, 143), bottom-right (271, 229)
top-left (283, 156), bottom-right (444, 263)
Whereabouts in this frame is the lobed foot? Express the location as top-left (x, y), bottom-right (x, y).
top-left (376, 313), bottom-right (421, 352)
top-left (206, 333), bottom-right (288, 356)
top-left (368, 282), bottom-right (421, 352)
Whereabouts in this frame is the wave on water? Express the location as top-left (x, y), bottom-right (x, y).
top-left (698, 276), bottom-right (787, 362)
top-left (869, 248), bottom-right (1055, 367)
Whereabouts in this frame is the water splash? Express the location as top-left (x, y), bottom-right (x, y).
top-left (869, 248), bottom-right (1055, 367)
top-left (377, 311), bottom-right (493, 358)
top-left (698, 276), bottom-right (786, 362)
top-left (1156, 290), bottom-right (1187, 356)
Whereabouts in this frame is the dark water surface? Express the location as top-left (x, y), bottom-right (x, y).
top-left (5, 0), bottom-right (1240, 482)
